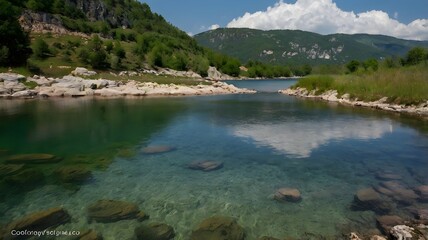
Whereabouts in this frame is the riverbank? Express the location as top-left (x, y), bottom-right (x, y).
top-left (279, 87), bottom-right (428, 118)
top-left (0, 72), bottom-right (255, 99)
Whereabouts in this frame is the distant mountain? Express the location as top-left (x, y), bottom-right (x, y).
top-left (194, 28), bottom-right (428, 65)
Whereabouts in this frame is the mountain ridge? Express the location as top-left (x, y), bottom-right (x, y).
top-left (194, 28), bottom-right (428, 65)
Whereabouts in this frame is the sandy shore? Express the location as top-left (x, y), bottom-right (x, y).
top-left (279, 87), bottom-right (428, 118)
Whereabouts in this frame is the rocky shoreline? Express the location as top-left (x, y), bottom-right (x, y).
top-left (279, 87), bottom-right (428, 118)
top-left (0, 71), bottom-right (255, 99)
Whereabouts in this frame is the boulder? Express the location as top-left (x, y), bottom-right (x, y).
top-left (87, 199), bottom-right (147, 223)
top-left (3, 81), bottom-right (27, 92)
top-left (376, 215), bottom-right (404, 234)
top-left (415, 185), bottom-right (428, 202)
top-left (5, 153), bottom-right (62, 164)
top-left (0, 164), bottom-right (24, 177)
top-left (0, 73), bottom-right (25, 82)
top-left (188, 161), bottom-right (223, 172)
top-left (134, 223), bottom-right (175, 240)
top-left (350, 232), bottom-right (363, 240)
top-left (142, 146), bottom-right (175, 154)
top-left (351, 188), bottom-right (393, 214)
top-left (390, 225), bottom-right (420, 240)
top-left (190, 216), bottom-right (245, 240)
top-left (71, 67), bottom-right (97, 77)
top-left (11, 90), bottom-right (38, 98)
top-left (4, 169), bottom-right (44, 186)
top-left (29, 76), bottom-right (52, 86)
top-left (274, 188), bottom-right (302, 203)
top-left (54, 166), bottom-right (92, 183)
top-left (75, 229), bottom-right (103, 240)
top-left (4, 207), bottom-right (71, 239)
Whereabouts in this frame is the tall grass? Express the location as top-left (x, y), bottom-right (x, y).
top-left (294, 64), bottom-right (428, 105)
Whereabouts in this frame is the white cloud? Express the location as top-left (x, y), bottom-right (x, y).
top-left (209, 24), bottom-right (221, 30)
top-left (227, 0), bottom-right (428, 41)
top-left (187, 32), bottom-right (194, 36)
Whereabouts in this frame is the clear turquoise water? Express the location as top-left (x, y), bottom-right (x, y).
top-left (0, 80), bottom-right (427, 240)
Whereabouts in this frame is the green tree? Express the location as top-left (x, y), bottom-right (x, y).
top-left (405, 47), bottom-right (427, 65)
top-left (363, 58), bottom-right (379, 71)
top-left (346, 60), bottom-right (360, 73)
top-left (0, 0), bottom-right (31, 66)
top-left (33, 38), bottom-right (51, 58)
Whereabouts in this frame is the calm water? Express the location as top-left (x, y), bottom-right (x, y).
top-left (0, 79), bottom-right (427, 240)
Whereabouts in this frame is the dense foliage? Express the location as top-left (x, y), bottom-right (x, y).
top-left (0, 0), bottom-right (31, 66)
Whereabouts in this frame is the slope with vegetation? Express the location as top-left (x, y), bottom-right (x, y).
top-left (1, 0), bottom-right (263, 79)
top-left (194, 28), bottom-right (428, 66)
top-left (292, 47), bottom-right (428, 105)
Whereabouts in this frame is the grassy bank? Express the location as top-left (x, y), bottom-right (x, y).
top-left (294, 64), bottom-right (428, 105)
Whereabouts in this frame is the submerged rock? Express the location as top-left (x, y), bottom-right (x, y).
top-left (54, 166), bottom-right (92, 183)
top-left (415, 185), bottom-right (428, 202)
top-left (188, 161), bottom-right (224, 172)
top-left (370, 235), bottom-right (387, 240)
top-left (351, 188), bottom-right (393, 214)
top-left (376, 172), bottom-right (402, 181)
top-left (142, 146), bottom-right (175, 154)
top-left (259, 237), bottom-right (281, 240)
top-left (76, 229), bottom-right (103, 240)
top-left (4, 207), bottom-right (71, 239)
top-left (87, 199), bottom-right (147, 223)
top-left (190, 216), bottom-right (245, 240)
top-left (376, 215), bottom-right (404, 234)
top-left (134, 223), bottom-right (175, 240)
top-left (0, 164), bottom-right (24, 177)
top-left (4, 169), bottom-right (44, 186)
top-left (274, 188), bottom-right (302, 203)
top-left (5, 153), bottom-right (62, 164)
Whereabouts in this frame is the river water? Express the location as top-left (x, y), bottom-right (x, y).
top-left (0, 79), bottom-right (427, 239)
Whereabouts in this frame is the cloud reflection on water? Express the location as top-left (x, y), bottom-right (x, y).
top-left (232, 119), bottom-right (393, 158)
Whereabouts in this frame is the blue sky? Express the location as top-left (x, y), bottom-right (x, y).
top-left (141, 0), bottom-right (428, 40)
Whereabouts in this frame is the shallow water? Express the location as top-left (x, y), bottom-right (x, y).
top-left (0, 80), bottom-right (427, 240)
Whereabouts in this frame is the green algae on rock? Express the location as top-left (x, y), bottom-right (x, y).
top-left (54, 166), bottom-right (92, 183)
top-left (190, 216), bottom-right (245, 240)
top-left (3, 207), bottom-right (71, 239)
top-left (0, 164), bottom-right (24, 177)
top-left (5, 154), bottom-right (62, 164)
top-left (87, 199), bottom-right (147, 223)
top-left (134, 223), bottom-right (175, 240)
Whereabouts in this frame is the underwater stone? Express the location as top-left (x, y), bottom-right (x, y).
top-left (415, 185), bottom-right (428, 203)
top-left (134, 223), bottom-right (175, 240)
top-left (190, 216), bottom-right (245, 240)
top-left (370, 235), bottom-right (387, 240)
top-left (54, 166), bottom-right (92, 183)
top-left (376, 172), bottom-right (402, 181)
top-left (76, 229), bottom-right (103, 240)
top-left (188, 161), bottom-right (224, 172)
top-left (87, 199), bottom-right (147, 223)
top-left (4, 169), bottom-right (44, 186)
top-left (5, 153), bottom-right (62, 164)
top-left (350, 232), bottom-right (363, 240)
top-left (259, 237), bottom-right (281, 240)
top-left (142, 146), bottom-right (176, 154)
top-left (274, 188), bottom-right (302, 202)
top-left (3, 207), bottom-right (71, 239)
top-left (0, 164), bottom-right (24, 177)
top-left (376, 215), bottom-right (404, 235)
top-left (351, 188), bottom-right (393, 214)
